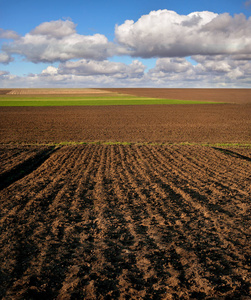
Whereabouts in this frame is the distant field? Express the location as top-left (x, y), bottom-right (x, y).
top-left (102, 88), bottom-right (251, 104)
top-left (0, 88), bottom-right (112, 95)
top-left (0, 94), bottom-right (220, 107)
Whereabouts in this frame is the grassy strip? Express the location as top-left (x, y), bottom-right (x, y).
top-left (0, 95), bottom-right (221, 106)
top-left (0, 99), bottom-right (221, 106)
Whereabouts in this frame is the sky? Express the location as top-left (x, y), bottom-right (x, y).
top-left (0, 0), bottom-right (251, 88)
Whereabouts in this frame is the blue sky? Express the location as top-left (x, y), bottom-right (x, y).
top-left (0, 0), bottom-right (251, 87)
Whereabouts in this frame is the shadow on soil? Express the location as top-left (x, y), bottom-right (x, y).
top-left (213, 147), bottom-right (251, 162)
top-left (0, 147), bottom-right (57, 191)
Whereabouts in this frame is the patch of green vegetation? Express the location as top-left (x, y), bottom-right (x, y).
top-left (0, 94), bottom-right (222, 106)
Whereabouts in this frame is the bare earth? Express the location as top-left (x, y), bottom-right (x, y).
top-left (101, 88), bottom-right (251, 104)
top-left (0, 89), bottom-right (250, 299)
top-left (0, 104), bottom-right (250, 145)
top-left (1, 88), bottom-right (250, 145)
top-left (1, 144), bottom-right (251, 299)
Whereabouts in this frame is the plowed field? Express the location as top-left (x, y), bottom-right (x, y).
top-left (1, 144), bottom-right (250, 299)
top-left (1, 104), bottom-right (250, 144)
top-left (101, 88), bottom-right (251, 104)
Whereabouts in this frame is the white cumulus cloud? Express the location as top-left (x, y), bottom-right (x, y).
top-left (1, 10), bottom-right (251, 88)
top-left (30, 20), bottom-right (76, 38)
top-left (2, 20), bottom-right (116, 63)
top-left (57, 59), bottom-right (146, 78)
top-left (115, 10), bottom-right (251, 58)
top-left (147, 55), bottom-right (251, 87)
top-left (41, 66), bottom-right (58, 75)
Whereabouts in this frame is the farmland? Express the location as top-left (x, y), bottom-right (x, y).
top-left (0, 89), bottom-right (219, 107)
top-left (0, 88), bottom-right (251, 299)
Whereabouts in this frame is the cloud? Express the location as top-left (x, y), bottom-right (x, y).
top-left (2, 20), bottom-right (116, 63)
top-left (0, 70), bottom-right (10, 76)
top-left (0, 52), bottom-right (13, 64)
top-left (115, 10), bottom-right (251, 58)
top-left (30, 20), bottom-right (76, 38)
top-left (1, 55), bottom-right (250, 88)
top-left (150, 58), bottom-right (193, 74)
top-left (2, 12), bottom-right (251, 64)
top-left (0, 29), bottom-right (19, 39)
top-left (193, 55), bottom-right (251, 80)
top-left (0, 11), bottom-right (250, 88)
top-left (41, 66), bottom-right (58, 75)
top-left (147, 56), bottom-right (251, 86)
top-left (0, 59), bottom-right (147, 87)
top-left (148, 58), bottom-right (196, 82)
top-left (57, 59), bottom-right (146, 78)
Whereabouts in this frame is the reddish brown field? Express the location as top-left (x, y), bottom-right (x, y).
top-left (0, 104), bottom-right (250, 145)
top-left (0, 89), bottom-right (250, 299)
top-left (101, 88), bottom-right (251, 104)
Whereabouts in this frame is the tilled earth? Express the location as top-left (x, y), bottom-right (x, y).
top-left (0, 104), bottom-right (250, 144)
top-left (101, 88), bottom-right (251, 104)
top-left (0, 144), bottom-right (250, 299)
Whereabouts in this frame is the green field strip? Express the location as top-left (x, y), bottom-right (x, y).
top-left (0, 96), bottom-right (221, 106)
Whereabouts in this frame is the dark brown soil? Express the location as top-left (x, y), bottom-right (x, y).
top-left (101, 88), bottom-right (251, 104)
top-left (0, 144), bottom-right (250, 299)
top-left (0, 104), bottom-right (250, 144)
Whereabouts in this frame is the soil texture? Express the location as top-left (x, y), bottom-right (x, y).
top-left (0, 104), bottom-right (250, 144)
top-left (101, 88), bottom-right (251, 104)
top-left (0, 144), bottom-right (250, 299)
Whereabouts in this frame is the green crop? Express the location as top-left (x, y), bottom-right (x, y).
top-left (0, 94), bottom-right (222, 106)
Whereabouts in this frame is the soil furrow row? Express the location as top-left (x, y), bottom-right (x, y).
top-left (1, 145), bottom-right (250, 299)
top-left (146, 146), bottom-right (250, 220)
top-left (158, 146), bottom-right (250, 198)
top-left (114, 146), bottom-right (218, 297)
top-left (133, 146), bottom-right (250, 295)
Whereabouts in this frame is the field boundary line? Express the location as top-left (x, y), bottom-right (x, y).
top-left (1, 142), bottom-right (251, 148)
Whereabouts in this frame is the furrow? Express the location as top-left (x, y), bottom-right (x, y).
top-left (1, 145), bottom-right (250, 299)
top-left (147, 146), bottom-right (250, 224)
top-left (136, 146), bottom-right (250, 286)
top-left (164, 146), bottom-right (250, 197)
top-left (115, 146), bottom-right (208, 295)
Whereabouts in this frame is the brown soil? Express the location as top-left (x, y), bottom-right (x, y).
top-left (101, 88), bottom-right (251, 104)
top-left (0, 144), bottom-right (250, 299)
top-left (0, 104), bottom-right (250, 144)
